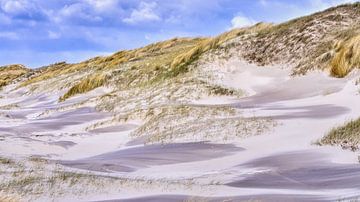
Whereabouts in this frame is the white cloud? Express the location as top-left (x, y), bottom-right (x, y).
top-left (259, 0), bottom-right (268, 6)
top-left (123, 1), bottom-right (161, 24)
top-left (52, 0), bottom-right (124, 25)
top-left (84, 0), bottom-right (119, 12)
top-left (56, 3), bottom-right (102, 23)
top-left (0, 0), bottom-right (44, 17)
top-left (48, 31), bottom-right (61, 39)
top-left (0, 0), bottom-right (47, 24)
top-left (0, 0), bottom-right (28, 14)
top-left (0, 31), bottom-right (19, 40)
top-left (231, 15), bottom-right (257, 28)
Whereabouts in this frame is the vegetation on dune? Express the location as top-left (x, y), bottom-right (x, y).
top-left (57, 28), bottom-right (260, 101)
top-left (149, 23), bottom-right (272, 84)
top-left (130, 105), bottom-right (275, 144)
top-left (246, 2), bottom-right (360, 76)
top-left (24, 23), bottom-right (272, 102)
top-left (330, 34), bottom-right (360, 77)
top-left (0, 156), bottom-right (197, 201)
top-left (259, 3), bottom-right (360, 38)
top-left (255, 4), bottom-right (352, 47)
top-left (319, 118), bottom-right (360, 151)
top-left (20, 61), bottom-right (95, 87)
top-left (120, 38), bottom-right (206, 84)
top-left (0, 65), bottom-right (29, 88)
top-left (58, 38), bottom-right (203, 101)
top-left (209, 85), bottom-right (236, 96)
top-left (13, 2), bottom-right (360, 101)
top-left (171, 23), bottom-right (272, 70)
top-left (59, 73), bottom-right (108, 101)
top-left (22, 38), bottom-right (202, 87)
top-left (0, 157), bottom-right (14, 165)
top-left (99, 37), bottom-right (203, 70)
top-left (0, 193), bottom-right (19, 202)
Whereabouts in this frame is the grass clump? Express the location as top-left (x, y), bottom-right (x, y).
top-left (319, 118), bottom-right (360, 151)
top-left (60, 73), bottom-right (108, 101)
top-left (330, 34), bottom-right (360, 77)
top-left (209, 85), bottom-right (236, 96)
top-left (0, 65), bottom-right (29, 88)
top-left (0, 157), bottom-right (14, 164)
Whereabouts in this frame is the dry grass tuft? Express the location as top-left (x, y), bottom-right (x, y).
top-left (330, 34), bottom-right (360, 77)
top-left (0, 157), bottom-right (15, 165)
top-left (0, 192), bottom-right (19, 202)
top-left (60, 73), bottom-right (108, 101)
top-left (319, 118), bottom-right (360, 151)
top-left (0, 65), bottom-right (29, 88)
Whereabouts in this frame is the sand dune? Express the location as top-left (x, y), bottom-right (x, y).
top-left (1, 60), bottom-right (360, 201)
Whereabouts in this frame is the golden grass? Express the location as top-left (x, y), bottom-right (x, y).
top-left (330, 34), bottom-right (360, 77)
top-left (33, 27), bottom-right (261, 89)
top-left (21, 24), bottom-right (272, 99)
top-left (0, 65), bottom-right (29, 88)
top-left (0, 192), bottom-right (19, 202)
top-left (87, 38), bottom-right (202, 71)
top-left (20, 61), bottom-right (91, 87)
top-left (108, 38), bottom-right (205, 88)
top-left (171, 23), bottom-right (272, 69)
top-left (21, 38), bottom-right (201, 87)
top-left (59, 73), bottom-right (108, 101)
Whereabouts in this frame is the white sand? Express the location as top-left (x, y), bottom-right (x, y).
top-left (1, 60), bottom-right (360, 201)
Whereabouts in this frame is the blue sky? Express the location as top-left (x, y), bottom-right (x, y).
top-left (0, 0), bottom-right (357, 68)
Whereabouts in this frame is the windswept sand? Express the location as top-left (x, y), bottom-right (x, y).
top-left (1, 60), bottom-right (360, 201)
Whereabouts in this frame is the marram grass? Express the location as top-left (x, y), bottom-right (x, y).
top-left (0, 65), bottom-right (28, 88)
top-left (171, 23), bottom-right (272, 69)
top-left (330, 34), bottom-right (360, 77)
top-left (60, 73), bottom-right (108, 101)
top-left (319, 118), bottom-right (360, 150)
top-left (23, 23), bottom-right (272, 100)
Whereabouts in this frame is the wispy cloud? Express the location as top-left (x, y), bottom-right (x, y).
top-left (231, 14), bottom-right (257, 28)
top-left (123, 2), bottom-right (161, 24)
top-left (0, 0), bottom-right (47, 21)
top-left (47, 31), bottom-right (61, 39)
top-left (1, 0), bottom-right (26, 14)
top-left (84, 0), bottom-right (119, 12)
top-left (0, 31), bottom-right (19, 40)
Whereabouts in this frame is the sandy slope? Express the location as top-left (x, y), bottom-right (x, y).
top-left (103, 62), bottom-right (360, 201)
top-left (0, 60), bottom-right (360, 201)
